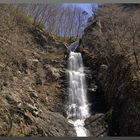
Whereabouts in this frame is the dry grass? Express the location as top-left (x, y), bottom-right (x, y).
top-left (0, 5), bottom-right (66, 136)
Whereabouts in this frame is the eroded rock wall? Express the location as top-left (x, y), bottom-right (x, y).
top-left (78, 4), bottom-right (140, 136)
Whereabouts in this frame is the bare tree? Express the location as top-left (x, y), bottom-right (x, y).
top-left (14, 4), bottom-right (89, 40)
top-left (91, 4), bottom-right (140, 72)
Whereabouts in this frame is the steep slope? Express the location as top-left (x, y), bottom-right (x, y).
top-left (0, 5), bottom-right (75, 136)
top-left (78, 4), bottom-right (140, 136)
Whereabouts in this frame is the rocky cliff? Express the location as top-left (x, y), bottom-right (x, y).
top-left (78, 4), bottom-right (140, 136)
top-left (0, 5), bottom-right (75, 136)
top-left (0, 4), bottom-right (140, 137)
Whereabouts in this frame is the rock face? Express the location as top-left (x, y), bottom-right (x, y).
top-left (34, 111), bottom-right (76, 137)
top-left (78, 4), bottom-right (140, 136)
top-left (0, 103), bottom-right (76, 136)
top-left (85, 113), bottom-right (108, 137)
top-left (0, 5), bottom-right (75, 136)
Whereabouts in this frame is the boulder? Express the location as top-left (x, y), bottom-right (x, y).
top-left (46, 65), bottom-right (60, 81)
top-left (85, 113), bottom-right (108, 137)
top-left (30, 111), bottom-right (76, 137)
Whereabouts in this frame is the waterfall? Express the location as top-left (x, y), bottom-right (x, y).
top-left (68, 40), bottom-right (79, 52)
top-left (67, 51), bottom-right (90, 137)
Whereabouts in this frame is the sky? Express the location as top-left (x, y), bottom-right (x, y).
top-left (64, 3), bottom-right (99, 16)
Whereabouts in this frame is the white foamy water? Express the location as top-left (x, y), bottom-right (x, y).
top-left (67, 52), bottom-right (90, 137)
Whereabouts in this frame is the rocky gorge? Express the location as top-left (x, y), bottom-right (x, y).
top-left (0, 4), bottom-right (140, 137)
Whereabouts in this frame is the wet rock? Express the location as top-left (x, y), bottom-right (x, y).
top-left (99, 64), bottom-right (108, 72)
top-left (88, 83), bottom-right (98, 92)
top-left (85, 113), bottom-right (108, 137)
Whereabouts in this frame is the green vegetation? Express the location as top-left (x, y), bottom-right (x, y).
top-left (53, 35), bottom-right (78, 44)
top-left (16, 13), bottom-right (33, 25)
top-left (35, 21), bottom-right (45, 29)
top-left (11, 6), bottom-right (45, 30)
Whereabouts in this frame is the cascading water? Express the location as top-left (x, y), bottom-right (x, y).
top-left (67, 51), bottom-right (90, 137)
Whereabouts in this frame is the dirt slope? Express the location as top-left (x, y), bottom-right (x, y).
top-left (0, 5), bottom-right (75, 136)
